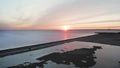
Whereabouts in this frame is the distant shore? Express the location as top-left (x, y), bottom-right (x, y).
top-left (0, 32), bottom-right (120, 57)
top-left (77, 32), bottom-right (120, 46)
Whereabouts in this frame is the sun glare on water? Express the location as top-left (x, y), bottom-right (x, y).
top-left (61, 25), bottom-right (70, 31)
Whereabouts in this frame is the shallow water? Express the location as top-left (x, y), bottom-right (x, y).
top-left (0, 41), bottom-right (120, 68)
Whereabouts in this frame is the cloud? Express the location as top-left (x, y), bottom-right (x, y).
top-left (34, 0), bottom-right (120, 28)
top-left (67, 19), bottom-right (120, 25)
top-left (0, 22), bottom-right (11, 30)
top-left (0, 0), bottom-right (120, 30)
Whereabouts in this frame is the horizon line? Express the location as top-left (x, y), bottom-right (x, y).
top-left (0, 29), bottom-right (120, 31)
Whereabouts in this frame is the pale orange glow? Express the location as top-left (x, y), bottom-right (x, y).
top-left (61, 25), bottom-right (70, 31)
top-left (63, 31), bottom-right (68, 40)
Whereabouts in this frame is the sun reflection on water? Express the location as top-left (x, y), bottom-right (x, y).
top-left (63, 31), bottom-right (68, 40)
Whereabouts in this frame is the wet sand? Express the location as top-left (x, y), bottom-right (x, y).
top-left (0, 33), bottom-right (120, 57)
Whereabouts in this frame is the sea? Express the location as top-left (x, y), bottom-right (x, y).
top-left (0, 30), bottom-right (96, 50)
top-left (0, 30), bottom-right (120, 68)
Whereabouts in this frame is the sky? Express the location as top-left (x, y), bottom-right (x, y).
top-left (0, 0), bottom-right (120, 30)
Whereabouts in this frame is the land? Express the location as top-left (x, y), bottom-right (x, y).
top-left (0, 32), bottom-right (120, 57)
top-left (77, 32), bottom-right (120, 45)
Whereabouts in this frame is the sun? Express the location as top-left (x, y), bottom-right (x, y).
top-left (61, 25), bottom-right (70, 31)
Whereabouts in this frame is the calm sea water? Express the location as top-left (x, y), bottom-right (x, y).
top-left (0, 30), bottom-right (119, 50)
top-left (0, 30), bottom-right (120, 68)
top-left (0, 30), bottom-right (95, 50)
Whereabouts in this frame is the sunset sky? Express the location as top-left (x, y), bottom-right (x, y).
top-left (0, 0), bottom-right (120, 30)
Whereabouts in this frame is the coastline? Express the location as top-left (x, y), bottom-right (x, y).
top-left (77, 33), bottom-right (120, 46)
top-left (0, 33), bottom-right (120, 57)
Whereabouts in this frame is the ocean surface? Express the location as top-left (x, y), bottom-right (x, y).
top-left (0, 30), bottom-right (119, 50)
top-left (0, 30), bottom-right (95, 50)
top-left (0, 30), bottom-right (120, 68)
